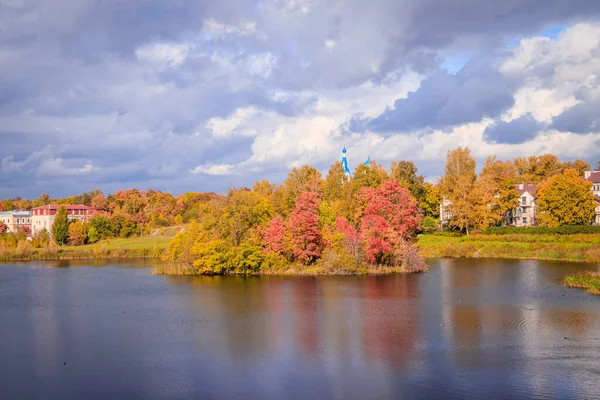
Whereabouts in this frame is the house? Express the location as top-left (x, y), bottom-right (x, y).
top-left (0, 211), bottom-right (32, 234)
top-left (508, 183), bottom-right (537, 227)
top-left (584, 170), bottom-right (600, 224)
top-left (31, 204), bottom-right (98, 236)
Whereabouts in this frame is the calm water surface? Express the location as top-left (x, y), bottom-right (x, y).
top-left (1, 258), bottom-right (599, 399)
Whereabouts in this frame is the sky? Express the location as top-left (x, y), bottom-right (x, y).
top-left (2, 1), bottom-right (600, 198)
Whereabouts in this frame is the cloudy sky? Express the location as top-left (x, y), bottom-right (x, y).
top-left (2, 0), bottom-right (600, 198)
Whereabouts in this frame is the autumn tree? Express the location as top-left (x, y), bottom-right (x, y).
top-left (536, 169), bottom-right (596, 227)
top-left (0, 222), bottom-right (6, 234)
top-left (352, 161), bottom-right (388, 192)
top-left (421, 182), bottom-right (440, 218)
top-left (440, 147), bottom-right (477, 233)
top-left (358, 180), bottom-right (421, 264)
top-left (280, 165), bottom-right (322, 215)
top-left (323, 162), bottom-right (347, 202)
top-left (390, 161), bottom-right (425, 200)
top-left (31, 193), bottom-right (51, 208)
top-left (52, 206), bottom-right (70, 245)
top-left (469, 176), bottom-right (502, 231)
top-left (91, 193), bottom-right (109, 211)
top-left (223, 189), bottom-right (273, 247)
top-left (335, 217), bottom-right (362, 268)
top-left (563, 160), bottom-right (590, 177)
top-left (262, 216), bottom-right (287, 255)
top-left (253, 180), bottom-right (276, 199)
top-left (68, 221), bottom-right (88, 245)
top-left (289, 192), bottom-right (325, 264)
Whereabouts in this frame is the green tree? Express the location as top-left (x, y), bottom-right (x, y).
top-left (390, 160), bottom-right (425, 200)
top-left (52, 206), bottom-right (70, 245)
top-left (536, 169), bottom-right (596, 227)
top-left (87, 226), bottom-right (100, 243)
top-left (421, 182), bottom-right (440, 218)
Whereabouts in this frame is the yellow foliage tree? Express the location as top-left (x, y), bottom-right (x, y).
top-left (536, 169), bottom-right (596, 227)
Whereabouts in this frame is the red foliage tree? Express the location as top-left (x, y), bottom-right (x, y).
top-left (0, 222), bottom-right (6, 234)
top-left (359, 180), bottom-right (421, 264)
top-left (262, 216), bottom-right (287, 255)
top-left (289, 192), bottom-right (325, 264)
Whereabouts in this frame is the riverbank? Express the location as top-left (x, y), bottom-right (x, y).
top-left (416, 233), bottom-right (600, 263)
top-left (562, 271), bottom-right (600, 295)
top-left (0, 236), bottom-right (170, 262)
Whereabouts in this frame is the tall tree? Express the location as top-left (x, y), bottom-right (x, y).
top-left (536, 169), bottom-right (596, 227)
top-left (323, 162), bottom-right (347, 202)
top-left (352, 161), bottom-right (388, 192)
top-left (440, 147), bottom-right (477, 233)
top-left (52, 206), bottom-right (70, 245)
top-left (281, 165), bottom-right (322, 215)
top-left (358, 180), bottom-right (421, 264)
top-left (289, 192), bottom-right (325, 264)
top-left (390, 160), bottom-right (425, 201)
top-left (223, 189), bottom-right (273, 247)
top-left (262, 216), bottom-right (287, 256)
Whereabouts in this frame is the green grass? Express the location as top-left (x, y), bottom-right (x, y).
top-left (1, 226), bottom-right (185, 262)
top-left (61, 236), bottom-right (172, 251)
top-left (416, 233), bottom-right (600, 262)
top-left (562, 271), bottom-right (600, 295)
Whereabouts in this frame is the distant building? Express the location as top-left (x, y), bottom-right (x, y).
top-left (0, 211), bottom-right (32, 234)
top-left (584, 170), bottom-right (600, 224)
top-left (31, 205), bottom-right (98, 236)
top-left (508, 183), bottom-right (537, 227)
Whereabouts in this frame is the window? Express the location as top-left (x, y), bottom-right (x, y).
top-left (522, 196), bottom-right (527, 206)
top-left (523, 217), bottom-right (528, 224)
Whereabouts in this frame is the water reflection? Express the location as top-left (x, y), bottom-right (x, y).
top-left (1, 259), bottom-right (600, 399)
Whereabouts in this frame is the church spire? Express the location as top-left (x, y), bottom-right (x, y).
top-left (342, 146), bottom-right (351, 177)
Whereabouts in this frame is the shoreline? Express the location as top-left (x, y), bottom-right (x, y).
top-left (417, 234), bottom-right (600, 264)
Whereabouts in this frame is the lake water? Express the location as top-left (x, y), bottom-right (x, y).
top-left (1, 259), bottom-right (599, 399)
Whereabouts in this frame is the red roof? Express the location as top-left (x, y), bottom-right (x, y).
top-left (586, 172), bottom-right (600, 183)
top-left (516, 184), bottom-right (537, 196)
top-left (31, 204), bottom-right (97, 211)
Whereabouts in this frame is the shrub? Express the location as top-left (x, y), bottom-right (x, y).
top-left (402, 245), bottom-right (428, 272)
top-left (16, 240), bottom-right (34, 257)
top-left (484, 225), bottom-right (600, 235)
top-left (422, 216), bottom-right (438, 234)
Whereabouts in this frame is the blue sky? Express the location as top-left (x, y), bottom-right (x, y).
top-left (1, 1), bottom-right (600, 198)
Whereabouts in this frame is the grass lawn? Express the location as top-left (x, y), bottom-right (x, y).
top-left (416, 233), bottom-right (600, 262)
top-left (61, 236), bottom-right (172, 251)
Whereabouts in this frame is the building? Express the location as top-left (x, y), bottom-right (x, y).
top-left (509, 183), bottom-right (537, 227)
top-left (0, 211), bottom-right (32, 234)
top-left (31, 204), bottom-right (98, 236)
top-left (584, 170), bottom-right (600, 224)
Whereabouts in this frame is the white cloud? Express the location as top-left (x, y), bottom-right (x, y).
top-left (190, 163), bottom-right (235, 175)
top-left (202, 18), bottom-right (266, 39)
top-left (135, 42), bottom-right (191, 67)
top-left (37, 158), bottom-right (98, 177)
top-left (245, 53), bottom-right (278, 78)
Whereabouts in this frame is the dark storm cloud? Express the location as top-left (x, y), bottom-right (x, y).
top-left (483, 114), bottom-right (544, 144)
top-left (354, 60), bottom-right (514, 134)
top-left (551, 100), bottom-right (600, 134)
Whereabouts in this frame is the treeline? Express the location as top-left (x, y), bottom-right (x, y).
top-left (439, 148), bottom-right (596, 233)
top-left (0, 190), bottom-right (219, 247)
top-left (160, 161), bottom-right (434, 275)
